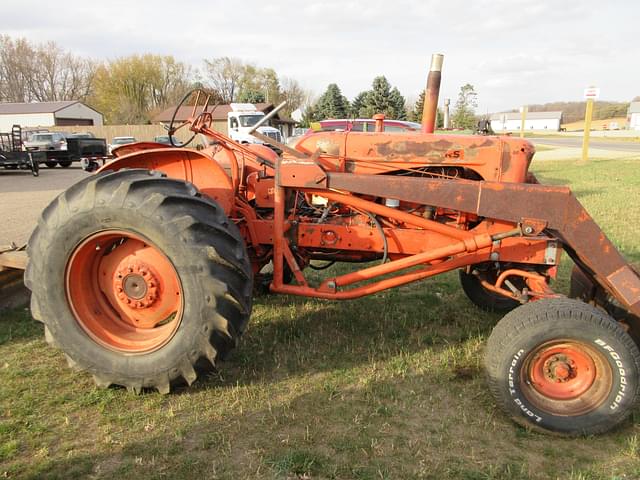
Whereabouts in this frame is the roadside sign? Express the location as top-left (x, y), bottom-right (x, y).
top-left (583, 87), bottom-right (600, 99)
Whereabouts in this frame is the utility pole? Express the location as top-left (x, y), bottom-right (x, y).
top-left (581, 87), bottom-right (599, 162)
top-left (519, 106), bottom-right (528, 138)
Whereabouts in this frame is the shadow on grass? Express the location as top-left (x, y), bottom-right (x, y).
top-left (185, 272), bottom-right (497, 393)
top-left (9, 359), bottom-right (640, 480)
top-left (3, 272), bottom-right (640, 478)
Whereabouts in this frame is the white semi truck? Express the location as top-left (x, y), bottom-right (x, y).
top-left (227, 103), bottom-right (284, 147)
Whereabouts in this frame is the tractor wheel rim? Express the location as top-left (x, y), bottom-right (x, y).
top-left (521, 340), bottom-right (612, 416)
top-left (65, 230), bottom-right (183, 354)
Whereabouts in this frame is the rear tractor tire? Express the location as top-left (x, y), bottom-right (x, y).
top-left (45, 161), bottom-right (58, 168)
top-left (25, 169), bottom-right (253, 393)
top-left (58, 161), bottom-right (72, 168)
top-left (485, 298), bottom-right (640, 435)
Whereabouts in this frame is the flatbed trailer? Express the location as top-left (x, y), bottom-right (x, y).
top-left (0, 126), bottom-right (40, 176)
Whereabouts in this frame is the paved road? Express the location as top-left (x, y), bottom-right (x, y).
top-left (531, 137), bottom-right (640, 153)
top-left (0, 165), bottom-right (88, 246)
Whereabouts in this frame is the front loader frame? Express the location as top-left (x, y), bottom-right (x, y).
top-left (266, 154), bottom-right (640, 318)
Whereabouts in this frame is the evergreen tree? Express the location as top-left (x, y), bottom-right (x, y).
top-left (452, 83), bottom-right (478, 129)
top-left (410, 91), bottom-right (425, 122)
top-left (314, 83), bottom-right (350, 119)
top-left (360, 76), bottom-right (407, 120)
top-left (389, 87), bottom-right (407, 120)
top-left (362, 76), bottom-right (391, 117)
top-left (350, 91), bottom-right (369, 118)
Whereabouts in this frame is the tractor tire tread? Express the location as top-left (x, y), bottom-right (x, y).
top-left (26, 169), bottom-right (252, 393)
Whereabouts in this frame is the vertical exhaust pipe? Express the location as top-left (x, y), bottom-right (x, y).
top-left (421, 53), bottom-right (444, 134)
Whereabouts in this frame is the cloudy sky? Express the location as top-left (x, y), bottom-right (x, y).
top-left (2, 0), bottom-right (637, 112)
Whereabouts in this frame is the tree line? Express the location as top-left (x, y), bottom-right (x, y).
top-left (0, 34), bottom-right (484, 128)
top-left (302, 79), bottom-right (479, 129)
top-left (0, 36), bottom-right (307, 125)
top-left (514, 100), bottom-right (633, 124)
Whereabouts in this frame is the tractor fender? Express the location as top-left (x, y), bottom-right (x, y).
top-left (98, 148), bottom-right (235, 214)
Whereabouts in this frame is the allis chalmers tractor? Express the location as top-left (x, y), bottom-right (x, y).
top-left (22, 54), bottom-right (640, 436)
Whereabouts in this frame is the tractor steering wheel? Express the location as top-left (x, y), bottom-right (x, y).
top-left (168, 89), bottom-right (200, 148)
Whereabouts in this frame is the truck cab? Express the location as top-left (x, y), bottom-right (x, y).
top-left (227, 103), bottom-right (284, 146)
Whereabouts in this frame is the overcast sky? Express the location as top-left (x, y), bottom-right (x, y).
top-left (2, 0), bottom-right (637, 113)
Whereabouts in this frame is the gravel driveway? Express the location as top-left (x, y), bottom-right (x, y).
top-left (0, 165), bottom-right (87, 246)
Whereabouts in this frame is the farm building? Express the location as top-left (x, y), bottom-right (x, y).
top-left (627, 102), bottom-right (640, 131)
top-left (0, 101), bottom-right (104, 132)
top-left (153, 103), bottom-right (297, 138)
top-left (490, 111), bottom-right (563, 132)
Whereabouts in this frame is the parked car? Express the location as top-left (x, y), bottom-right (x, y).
top-left (153, 135), bottom-right (178, 145)
top-left (108, 136), bottom-right (137, 154)
top-left (67, 132), bottom-right (96, 139)
top-left (23, 132), bottom-right (68, 151)
top-left (307, 119), bottom-right (423, 134)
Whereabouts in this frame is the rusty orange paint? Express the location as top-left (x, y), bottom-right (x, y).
top-left (528, 343), bottom-right (597, 400)
top-left (99, 148), bottom-right (236, 214)
top-left (65, 230), bottom-right (183, 353)
top-left (85, 91), bottom-right (640, 319)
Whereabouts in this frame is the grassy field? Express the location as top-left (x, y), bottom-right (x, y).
top-left (1, 156), bottom-right (640, 479)
top-left (561, 117), bottom-right (629, 132)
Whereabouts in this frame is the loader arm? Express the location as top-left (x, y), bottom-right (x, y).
top-left (315, 172), bottom-right (640, 317)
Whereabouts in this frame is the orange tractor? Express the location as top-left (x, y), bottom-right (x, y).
top-left (23, 54), bottom-right (640, 435)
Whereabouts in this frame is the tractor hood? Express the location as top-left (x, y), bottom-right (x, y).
top-left (292, 131), bottom-right (535, 183)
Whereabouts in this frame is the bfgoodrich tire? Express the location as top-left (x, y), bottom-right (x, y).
top-left (25, 169), bottom-right (252, 393)
top-left (485, 298), bottom-right (640, 435)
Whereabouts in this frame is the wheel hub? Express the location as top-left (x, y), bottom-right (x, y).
top-left (115, 262), bottom-right (158, 308)
top-left (527, 342), bottom-right (602, 403)
top-left (543, 355), bottom-right (576, 383)
top-left (123, 274), bottom-right (147, 299)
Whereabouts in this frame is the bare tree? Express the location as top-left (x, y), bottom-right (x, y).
top-left (0, 36), bottom-right (35, 102)
top-left (279, 77), bottom-right (307, 118)
top-left (203, 57), bottom-right (245, 103)
top-left (149, 57), bottom-right (192, 109)
top-left (0, 36), bottom-right (96, 103)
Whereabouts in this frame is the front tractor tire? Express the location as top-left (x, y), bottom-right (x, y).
top-left (485, 298), bottom-right (640, 435)
top-left (25, 169), bottom-right (252, 393)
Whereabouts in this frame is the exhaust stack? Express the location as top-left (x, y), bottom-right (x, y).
top-left (421, 53), bottom-right (444, 134)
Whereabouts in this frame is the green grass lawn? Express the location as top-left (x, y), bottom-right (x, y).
top-left (1, 156), bottom-right (639, 479)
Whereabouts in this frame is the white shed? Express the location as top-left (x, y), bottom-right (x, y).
top-left (490, 111), bottom-right (563, 132)
top-left (0, 101), bottom-right (104, 132)
top-left (627, 102), bottom-right (640, 131)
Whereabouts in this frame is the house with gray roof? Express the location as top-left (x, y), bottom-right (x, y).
top-left (0, 101), bottom-right (103, 132)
